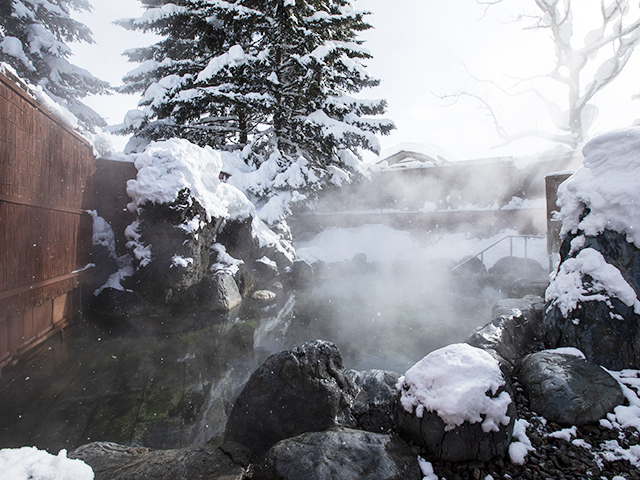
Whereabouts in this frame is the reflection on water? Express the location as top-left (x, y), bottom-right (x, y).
top-left (0, 264), bottom-right (498, 453)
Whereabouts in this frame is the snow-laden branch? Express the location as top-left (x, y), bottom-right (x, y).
top-left (469, 0), bottom-right (640, 149)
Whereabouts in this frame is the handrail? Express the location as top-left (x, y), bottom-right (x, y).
top-left (451, 235), bottom-right (546, 272)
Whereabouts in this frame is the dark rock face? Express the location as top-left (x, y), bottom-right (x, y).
top-left (199, 271), bottom-right (242, 311)
top-left (69, 441), bottom-right (245, 480)
top-left (217, 217), bottom-right (293, 288)
top-left (544, 230), bottom-right (640, 369)
top-left (467, 295), bottom-right (545, 361)
top-left (89, 287), bottom-right (145, 320)
top-left (518, 351), bottom-right (625, 426)
top-left (128, 189), bottom-right (221, 305)
top-left (346, 369), bottom-right (400, 434)
top-left (289, 260), bottom-right (314, 288)
top-left (489, 256), bottom-right (547, 279)
top-left (253, 427), bottom-right (421, 480)
top-left (224, 340), bottom-right (358, 457)
top-left (396, 396), bottom-right (516, 463)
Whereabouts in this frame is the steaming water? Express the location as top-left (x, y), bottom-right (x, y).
top-left (0, 232), bottom-right (545, 453)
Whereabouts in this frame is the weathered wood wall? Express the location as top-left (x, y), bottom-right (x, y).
top-left (0, 71), bottom-right (95, 368)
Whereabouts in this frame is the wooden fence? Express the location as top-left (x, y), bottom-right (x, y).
top-left (0, 70), bottom-right (95, 368)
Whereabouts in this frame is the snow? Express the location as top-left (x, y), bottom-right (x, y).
top-left (88, 211), bottom-right (133, 295)
top-left (126, 139), bottom-right (255, 222)
top-left (1, 37), bottom-right (32, 69)
top-left (501, 196), bottom-right (546, 211)
top-left (509, 419), bottom-right (534, 465)
top-left (544, 347), bottom-right (585, 358)
top-left (0, 447), bottom-right (94, 480)
top-left (295, 224), bottom-right (416, 264)
top-left (417, 456), bottom-right (438, 480)
top-left (397, 343), bottom-right (512, 433)
top-left (295, 225), bottom-right (548, 272)
top-left (548, 426), bottom-right (577, 442)
top-left (545, 247), bottom-right (640, 317)
top-left (171, 255), bottom-right (194, 268)
top-left (197, 45), bottom-right (248, 82)
top-left (377, 142), bottom-right (458, 164)
top-left (210, 243), bottom-right (243, 275)
top-left (557, 129), bottom-right (640, 248)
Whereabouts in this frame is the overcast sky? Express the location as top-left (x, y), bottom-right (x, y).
top-left (71, 0), bottom-right (640, 160)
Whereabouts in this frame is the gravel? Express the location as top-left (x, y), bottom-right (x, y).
top-left (414, 380), bottom-right (640, 480)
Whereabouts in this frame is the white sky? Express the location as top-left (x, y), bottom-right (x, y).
top-left (71, 0), bottom-right (640, 160)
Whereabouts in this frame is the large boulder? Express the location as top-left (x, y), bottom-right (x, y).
top-left (69, 441), bottom-right (245, 480)
top-left (126, 189), bottom-right (222, 305)
top-left (253, 427), bottom-right (421, 480)
top-left (396, 344), bottom-right (515, 462)
top-left (518, 350), bottom-right (625, 426)
top-left (544, 131), bottom-right (640, 369)
top-left (224, 340), bottom-right (358, 457)
top-left (199, 271), bottom-right (242, 311)
top-left (346, 369), bottom-right (400, 434)
top-left (544, 230), bottom-right (640, 369)
top-left (467, 295), bottom-right (545, 361)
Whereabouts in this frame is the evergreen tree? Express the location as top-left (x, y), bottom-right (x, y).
top-left (118, 0), bottom-right (394, 198)
top-left (0, 0), bottom-right (110, 130)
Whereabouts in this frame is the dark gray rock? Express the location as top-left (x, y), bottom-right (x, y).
top-left (543, 229), bottom-right (640, 369)
top-left (397, 403), bottom-right (516, 463)
top-left (395, 347), bottom-right (516, 462)
top-left (253, 427), bottom-right (421, 480)
top-left (289, 260), bottom-right (315, 288)
top-left (346, 369), bottom-right (400, 434)
top-left (252, 257), bottom-right (279, 288)
top-left (453, 255), bottom-right (487, 275)
top-left (69, 441), bottom-right (245, 480)
top-left (199, 271), bottom-right (242, 311)
top-left (467, 295), bottom-right (545, 361)
top-left (224, 340), bottom-right (358, 457)
top-left (128, 189), bottom-right (221, 305)
top-left (518, 351), bottom-right (625, 426)
top-left (218, 218), bottom-right (293, 276)
top-left (489, 256), bottom-right (547, 279)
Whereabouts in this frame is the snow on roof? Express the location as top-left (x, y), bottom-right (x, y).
top-left (397, 343), bottom-right (512, 433)
top-left (380, 142), bottom-right (458, 163)
top-left (557, 129), bottom-right (640, 248)
top-left (376, 142), bottom-right (455, 170)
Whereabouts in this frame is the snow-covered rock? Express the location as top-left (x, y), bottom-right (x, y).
top-left (396, 343), bottom-right (516, 462)
top-left (114, 139), bottom-right (295, 309)
top-left (544, 130), bottom-right (640, 369)
top-left (519, 350), bottom-right (625, 426)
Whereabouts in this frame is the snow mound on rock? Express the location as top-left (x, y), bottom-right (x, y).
top-left (558, 129), bottom-right (640, 248)
top-left (397, 343), bottom-right (512, 433)
top-left (126, 138), bottom-right (255, 221)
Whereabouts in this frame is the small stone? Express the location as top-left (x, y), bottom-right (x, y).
top-left (251, 290), bottom-right (276, 301)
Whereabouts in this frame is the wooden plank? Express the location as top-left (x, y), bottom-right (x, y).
top-left (52, 293), bottom-right (71, 325)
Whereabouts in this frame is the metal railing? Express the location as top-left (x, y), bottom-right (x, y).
top-left (451, 235), bottom-right (546, 272)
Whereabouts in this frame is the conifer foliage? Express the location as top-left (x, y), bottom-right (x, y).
top-left (118, 0), bottom-right (394, 198)
top-left (0, 0), bottom-right (110, 130)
